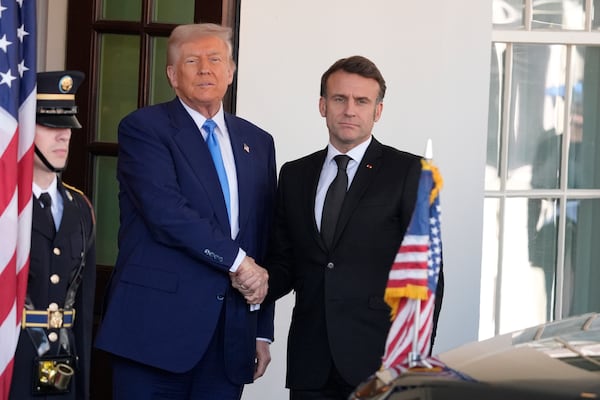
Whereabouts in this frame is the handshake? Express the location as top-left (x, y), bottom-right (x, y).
top-left (230, 256), bottom-right (268, 305)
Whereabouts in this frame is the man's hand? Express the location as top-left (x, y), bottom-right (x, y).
top-left (230, 256), bottom-right (268, 304)
top-left (254, 340), bottom-right (271, 380)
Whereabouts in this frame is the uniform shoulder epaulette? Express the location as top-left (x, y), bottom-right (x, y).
top-left (63, 182), bottom-right (96, 225)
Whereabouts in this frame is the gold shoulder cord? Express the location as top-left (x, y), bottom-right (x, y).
top-left (63, 182), bottom-right (96, 225)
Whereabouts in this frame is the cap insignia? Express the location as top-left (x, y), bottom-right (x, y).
top-left (58, 75), bottom-right (74, 94)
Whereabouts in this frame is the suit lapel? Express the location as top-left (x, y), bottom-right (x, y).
top-left (225, 114), bottom-right (251, 237)
top-left (169, 99), bottom-right (230, 231)
top-left (332, 139), bottom-right (383, 248)
top-left (308, 150), bottom-right (328, 252)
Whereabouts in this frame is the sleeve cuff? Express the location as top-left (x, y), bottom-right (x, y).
top-left (229, 248), bottom-right (246, 272)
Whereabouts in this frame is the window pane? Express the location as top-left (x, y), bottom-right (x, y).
top-left (97, 34), bottom-right (140, 143)
top-left (493, 0), bottom-right (524, 28)
top-left (102, 0), bottom-right (141, 21)
top-left (568, 46), bottom-right (600, 189)
top-left (486, 43), bottom-right (505, 191)
top-left (508, 44), bottom-right (566, 190)
top-left (153, 0), bottom-right (194, 24)
top-left (594, 0), bottom-right (600, 30)
top-left (526, 197), bottom-right (558, 321)
top-left (532, 0), bottom-right (585, 30)
top-left (500, 198), bottom-right (555, 333)
top-left (94, 156), bottom-right (119, 266)
top-left (480, 198), bottom-right (500, 339)
top-left (150, 36), bottom-right (174, 105)
top-left (562, 198), bottom-right (600, 316)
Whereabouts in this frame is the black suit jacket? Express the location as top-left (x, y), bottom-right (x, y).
top-left (266, 138), bottom-right (444, 389)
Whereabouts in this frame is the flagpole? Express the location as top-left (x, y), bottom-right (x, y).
top-left (408, 299), bottom-right (421, 368)
top-left (407, 139), bottom-right (434, 369)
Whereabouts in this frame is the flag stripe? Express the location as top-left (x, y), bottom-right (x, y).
top-left (388, 269), bottom-right (429, 280)
top-left (394, 251), bottom-right (429, 264)
top-left (397, 235), bottom-right (429, 246)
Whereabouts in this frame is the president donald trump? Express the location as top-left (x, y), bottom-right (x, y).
top-left (95, 23), bottom-right (277, 400)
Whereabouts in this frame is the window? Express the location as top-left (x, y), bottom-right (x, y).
top-left (482, 0), bottom-right (600, 338)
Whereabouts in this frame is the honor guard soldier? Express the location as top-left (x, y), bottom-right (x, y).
top-left (9, 71), bottom-right (96, 399)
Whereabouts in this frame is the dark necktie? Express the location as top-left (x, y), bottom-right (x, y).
top-left (39, 192), bottom-right (56, 233)
top-left (321, 155), bottom-right (351, 248)
top-left (203, 119), bottom-right (231, 220)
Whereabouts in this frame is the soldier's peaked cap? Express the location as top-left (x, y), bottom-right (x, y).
top-left (36, 70), bottom-right (85, 129)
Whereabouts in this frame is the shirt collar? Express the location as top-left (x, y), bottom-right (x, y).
top-left (179, 99), bottom-right (226, 136)
top-left (33, 175), bottom-right (59, 201)
top-left (325, 136), bottom-right (372, 165)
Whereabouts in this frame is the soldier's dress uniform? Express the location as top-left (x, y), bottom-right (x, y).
top-left (10, 182), bottom-right (95, 400)
top-left (9, 71), bottom-right (96, 400)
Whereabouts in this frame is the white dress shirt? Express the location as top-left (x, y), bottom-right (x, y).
top-left (314, 137), bottom-right (372, 231)
top-left (33, 176), bottom-right (62, 231)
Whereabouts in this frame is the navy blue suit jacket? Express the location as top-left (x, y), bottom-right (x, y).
top-left (95, 98), bottom-right (276, 384)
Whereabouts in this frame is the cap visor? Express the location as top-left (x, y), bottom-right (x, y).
top-left (37, 115), bottom-right (82, 129)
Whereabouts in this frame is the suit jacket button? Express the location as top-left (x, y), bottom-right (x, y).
top-left (53, 247), bottom-right (61, 256)
top-left (50, 274), bottom-right (60, 284)
top-left (216, 294), bottom-right (225, 301)
top-left (326, 262), bottom-right (334, 269)
top-left (48, 332), bottom-right (58, 342)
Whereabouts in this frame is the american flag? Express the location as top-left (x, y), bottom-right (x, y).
top-left (381, 159), bottom-right (443, 371)
top-left (0, 0), bottom-right (36, 398)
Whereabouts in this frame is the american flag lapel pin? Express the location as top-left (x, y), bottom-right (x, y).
top-left (366, 164), bottom-right (373, 169)
top-left (243, 143), bottom-right (250, 153)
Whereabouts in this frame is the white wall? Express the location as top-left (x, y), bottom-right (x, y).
top-left (236, 1), bottom-right (491, 399)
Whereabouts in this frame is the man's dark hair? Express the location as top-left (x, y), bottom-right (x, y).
top-left (320, 55), bottom-right (387, 102)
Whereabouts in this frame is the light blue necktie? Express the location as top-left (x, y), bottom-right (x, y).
top-left (203, 119), bottom-right (230, 220)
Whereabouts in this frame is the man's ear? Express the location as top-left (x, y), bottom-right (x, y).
top-left (374, 102), bottom-right (384, 122)
top-left (319, 97), bottom-right (327, 117)
top-left (227, 64), bottom-right (234, 85)
top-left (166, 65), bottom-right (176, 87)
